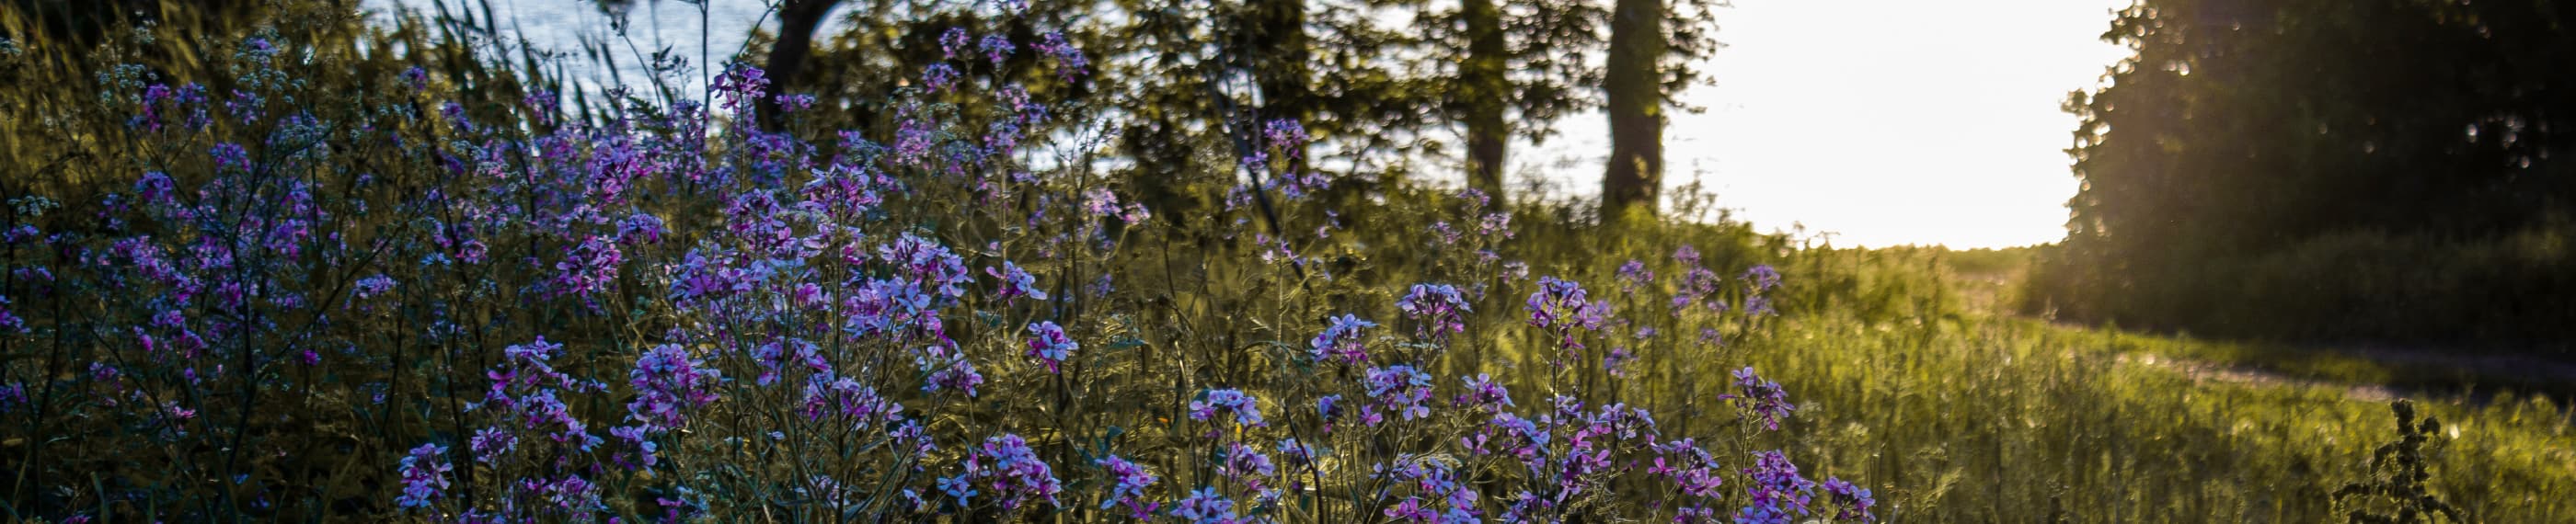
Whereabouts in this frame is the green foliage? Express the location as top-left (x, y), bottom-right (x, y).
top-left (2041, 0), bottom-right (2576, 353)
top-left (1751, 316), bottom-right (2575, 522)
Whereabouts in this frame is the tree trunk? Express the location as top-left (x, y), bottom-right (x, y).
top-left (759, 0), bottom-right (840, 131)
top-left (1462, 0), bottom-right (1509, 202)
top-left (1602, 0), bottom-right (1664, 221)
top-left (1251, 0), bottom-right (1313, 168)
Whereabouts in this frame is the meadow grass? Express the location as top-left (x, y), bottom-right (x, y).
top-left (1735, 313), bottom-right (2575, 522)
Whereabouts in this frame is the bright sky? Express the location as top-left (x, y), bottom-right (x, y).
top-left (383, 0), bottom-right (2135, 248)
top-left (1533, 0), bottom-right (2136, 248)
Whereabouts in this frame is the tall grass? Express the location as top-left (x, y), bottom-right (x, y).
top-left (1745, 315), bottom-right (2575, 522)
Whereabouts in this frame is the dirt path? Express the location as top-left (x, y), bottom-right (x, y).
top-left (2335, 343), bottom-right (2576, 389)
top-left (2115, 352), bottom-right (2403, 403)
top-left (2094, 331), bottom-right (2576, 404)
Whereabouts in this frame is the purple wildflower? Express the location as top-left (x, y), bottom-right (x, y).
top-left (1648, 439), bottom-right (1726, 500)
top-left (712, 63), bottom-right (770, 114)
top-left (1082, 187), bottom-right (1121, 217)
top-left (1025, 321), bottom-right (1077, 373)
top-left (751, 337), bottom-right (828, 387)
top-left (553, 234), bottom-right (624, 300)
top-left (940, 27), bottom-right (971, 59)
top-left (939, 474), bottom-right (980, 507)
top-left (799, 376), bottom-right (899, 423)
top-left (879, 233), bottom-right (972, 299)
top-left (1455, 373), bottom-right (1512, 411)
top-left (1308, 313), bottom-right (1374, 365)
top-left (979, 34), bottom-right (1016, 65)
top-left (1823, 477), bottom-right (1878, 522)
top-left (1316, 394), bottom-right (1345, 428)
top-left (894, 118), bottom-right (936, 165)
top-left (924, 63), bottom-right (960, 92)
top-left (986, 261), bottom-right (1048, 302)
top-left (1171, 487), bottom-right (1236, 524)
top-left (1190, 388), bottom-right (1263, 427)
top-left (1263, 119), bottom-right (1308, 159)
top-left (352, 274), bottom-right (396, 300)
top-left (1738, 450), bottom-right (1819, 524)
top-left (1742, 264), bottom-right (1783, 291)
top-left (1526, 277), bottom-right (1607, 330)
top-left (212, 142), bottom-right (252, 172)
top-left (1275, 438), bottom-right (1317, 467)
top-left (1719, 367), bottom-right (1795, 431)
top-left (1525, 276), bottom-right (1610, 353)
top-left (1616, 259), bottom-right (1654, 291)
top-left (1673, 267), bottom-right (1724, 313)
top-left (617, 212), bottom-right (665, 245)
top-left (1033, 31), bottom-right (1089, 79)
top-left (1219, 441), bottom-right (1276, 488)
top-left (1363, 365), bottom-right (1434, 421)
top-left (1097, 455), bottom-right (1160, 518)
top-left (919, 347), bottom-right (985, 396)
top-left (1478, 211), bottom-right (1513, 237)
top-left (469, 427), bottom-right (516, 460)
top-left (1396, 283), bottom-right (1471, 342)
top-left (963, 433), bottom-right (1062, 510)
top-left (627, 344), bottom-right (722, 429)
top-left (395, 443), bottom-right (451, 509)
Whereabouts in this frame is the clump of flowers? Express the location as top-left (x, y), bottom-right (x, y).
top-left (1191, 388), bottom-right (1265, 427)
top-left (1096, 455), bottom-right (1160, 518)
top-left (1616, 259), bottom-right (1655, 292)
top-left (1456, 373), bottom-right (1512, 411)
top-left (627, 343), bottom-right (723, 429)
top-left (1170, 486), bottom-right (1238, 524)
top-left (1738, 450), bottom-right (1822, 524)
top-left (950, 434), bottom-right (1064, 511)
top-left (1527, 277), bottom-right (1610, 335)
top-left (394, 443), bottom-right (451, 509)
top-left (1396, 283), bottom-right (1470, 342)
top-left (1, 20), bottom-right (1888, 524)
top-left (1721, 366), bottom-right (1797, 431)
top-left (1823, 477), bottom-right (1880, 522)
top-left (1364, 364), bottom-right (1436, 421)
top-left (1310, 313), bottom-right (1375, 364)
top-left (988, 261), bottom-right (1048, 302)
top-left (1026, 321), bottom-right (1078, 372)
top-left (1219, 441), bottom-right (1278, 490)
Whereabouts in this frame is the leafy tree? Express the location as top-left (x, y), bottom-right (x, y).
top-left (2037, 0), bottom-right (2576, 349)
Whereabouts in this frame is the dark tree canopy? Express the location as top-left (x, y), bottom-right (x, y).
top-left (2032, 0), bottom-right (2576, 353)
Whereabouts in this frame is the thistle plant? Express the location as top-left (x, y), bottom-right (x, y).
top-left (2333, 400), bottom-right (2466, 524)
